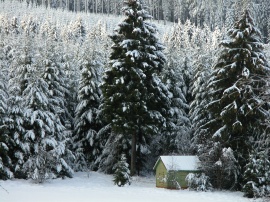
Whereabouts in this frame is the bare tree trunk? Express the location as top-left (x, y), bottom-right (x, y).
top-left (114, 0), bottom-right (116, 15)
top-left (101, 0), bottom-right (103, 14)
top-left (77, 0), bottom-right (80, 12)
top-left (157, 1), bottom-right (160, 23)
top-left (85, 0), bottom-right (88, 12)
top-left (107, 0), bottom-right (110, 15)
top-left (151, 0), bottom-right (154, 17)
top-left (131, 133), bottom-right (136, 176)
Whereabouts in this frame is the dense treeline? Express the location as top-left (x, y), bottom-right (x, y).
top-left (14, 0), bottom-right (270, 41)
top-left (1, 0), bottom-right (270, 198)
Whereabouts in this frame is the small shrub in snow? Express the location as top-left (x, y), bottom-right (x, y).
top-left (113, 154), bottom-right (131, 187)
top-left (185, 173), bottom-right (212, 191)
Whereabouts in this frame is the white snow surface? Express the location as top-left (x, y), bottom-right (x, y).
top-left (157, 156), bottom-right (200, 171)
top-left (0, 172), bottom-right (259, 202)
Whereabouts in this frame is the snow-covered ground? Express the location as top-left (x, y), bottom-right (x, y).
top-left (0, 172), bottom-right (262, 202)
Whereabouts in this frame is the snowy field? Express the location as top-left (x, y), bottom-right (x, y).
top-left (0, 172), bottom-right (263, 202)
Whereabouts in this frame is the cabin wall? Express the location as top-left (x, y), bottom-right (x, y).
top-left (155, 160), bottom-right (193, 189)
top-left (168, 170), bottom-right (199, 189)
top-left (155, 160), bottom-right (167, 188)
top-left (155, 159), bottom-right (200, 189)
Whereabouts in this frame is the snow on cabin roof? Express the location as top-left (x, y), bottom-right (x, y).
top-left (154, 156), bottom-right (200, 171)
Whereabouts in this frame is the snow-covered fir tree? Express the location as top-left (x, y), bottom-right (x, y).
top-left (0, 128), bottom-right (13, 180)
top-left (100, 0), bottom-right (170, 175)
top-left (21, 16), bottom-right (39, 36)
top-left (73, 27), bottom-right (104, 171)
top-left (157, 27), bottom-right (191, 155)
top-left (175, 20), bottom-right (195, 102)
top-left (243, 151), bottom-right (270, 198)
top-left (40, 18), bottom-right (58, 41)
top-left (189, 56), bottom-right (212, 154)
top-left (10, 16), bottom-right (20, 35)
top-left (201, 9), bottom-right (270, 189)
top-left (22, 76), bottom-right (73, 182)
top-left (40, 35), bottom-right (75, 177)
top-left (21, 37), bottom-right (74, 182)
top-left (60, 36), bottom-right (80, 146)
top-left (190, 26), bottom-right (222, 154)
top-left (8, 34), bottom-right (35, 178)
top-left (40, 35), bottom-right (73, 142)
top-left (158, 64), bottom-right (190, 155)
top-left (113, 154), bottom-right (131, 187)
top-left (96, 129), bottom-right (132, 174)
top-left (69, 17), bottom-right (86, 43)
top-left (0, 39), bottom-right (13, 179)
top-left (7, 84), bottom-right (26, 179)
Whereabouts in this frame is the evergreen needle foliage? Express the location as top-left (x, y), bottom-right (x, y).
top-left (100, 0), bottom-right (170, 175)
top-left (113, 154), bottom-right (131, 187)
top-left (243, 151), bottom-right (270, 198)
top-left (200, 9), bottom-right (270, 190)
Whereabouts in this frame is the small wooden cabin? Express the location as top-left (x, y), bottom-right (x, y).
top-left (153, 156), bottom-right (200, 189)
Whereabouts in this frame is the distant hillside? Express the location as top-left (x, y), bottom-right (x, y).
top-left (0, 1), bottom-right (172, 38)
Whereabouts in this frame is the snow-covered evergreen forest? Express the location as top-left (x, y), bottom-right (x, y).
top-left (1, 0), bottom-right (270, 198)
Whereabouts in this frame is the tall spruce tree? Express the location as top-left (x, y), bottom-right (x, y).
top-left (73, 31), bottom-right (103, 171)
top-left (201, 9), bottom-right (270, 189)
top-left (8, 35), bottom-right (35, 178)
top-left (22, 37), bottom-right (74, 182)
top-left (190, 27), bottom-right (222, 154)
top-left (190, 56), bottom-right (212, 155)
top-left (159, 29), bottom-right (191, 155)
top-left (0, 40), bottom-right (13, 179)
top-left (40, 37), bottom-right (70, 131)
top-left (22, 76), bottom-right (72, 182)
top-left (100, 0), bottom-right (170, 175)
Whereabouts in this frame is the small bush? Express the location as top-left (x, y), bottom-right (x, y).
top-left (185, 173), bottom-right (212, 191)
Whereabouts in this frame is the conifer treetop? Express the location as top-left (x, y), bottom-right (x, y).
top-left (109, 0), bottom-right (166, 74)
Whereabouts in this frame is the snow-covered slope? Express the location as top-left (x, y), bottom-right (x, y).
top-left (0, 1), bottom-right (171, 36)
top-left (0, 172), bottom-right (260, 202)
